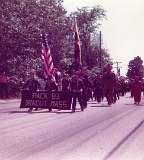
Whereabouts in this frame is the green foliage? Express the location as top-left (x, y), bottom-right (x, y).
top-left (0, 0), bottom-right (68, 71)
top-left (0, 1), bottom-right (111, 97)
top-left (68, 6), bottom-right (110, 69)
top-left (127, 56), bottom-right (144, 79)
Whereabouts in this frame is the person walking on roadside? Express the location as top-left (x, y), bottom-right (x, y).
top-left (131, 75), bottom-right (142, 105)
top-left (45, 75), bottom-right (58, 112)
top-left (81, 75), bottom-right (91, 108)
top-left (61, 73), bottom-right (71, 110)
top-left (70, 73), bottom-right (84, 112)
top-left (23, 70), bottom-right (40, 112)
top-left (0, 71), bottom-right (9, 99)
top-left (102, 64), bottom-right (116, 106)
top-left (93, 74), bottom-right (103, 103)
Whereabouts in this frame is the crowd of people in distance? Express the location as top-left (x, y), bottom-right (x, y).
top-left (21, 64), bottom-right (144, 113)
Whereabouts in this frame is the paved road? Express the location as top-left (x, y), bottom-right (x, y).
top-left (0, 95), bottom-right (144, 160)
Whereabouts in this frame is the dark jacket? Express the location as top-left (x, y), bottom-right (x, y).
top-left (70, 77), bottom-right (84, 93)
top-left (23, 78), bottom-right (40, 92)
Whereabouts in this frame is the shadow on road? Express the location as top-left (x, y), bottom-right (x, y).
top-left (90, 105), bottom-right (111, 107)
top-left (88, 102), bottom-right (98, 104)
top-left (125, 103), bottom-right (144, 106)
top-left (9, 110), bottom-right (54, 114)
top-left (8, 110), bottom-right (79, 114)
top-left (56, 110), bottom-right (81, 114)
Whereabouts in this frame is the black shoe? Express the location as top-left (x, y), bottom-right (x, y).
top-left (48, 108), bottom-right (52, 112)
top-left (81, 108), bottom-right (84, 111)
top-left (28, 108), bottom-right (32, 112)
top-left (108, 103), bottom-right (112, 106)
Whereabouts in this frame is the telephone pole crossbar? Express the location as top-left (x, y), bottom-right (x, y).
top-left (113, 61), bottom-right (122, 76)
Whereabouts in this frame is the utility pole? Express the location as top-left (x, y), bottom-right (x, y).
top-left (113, 61), bottom-right (122, 76)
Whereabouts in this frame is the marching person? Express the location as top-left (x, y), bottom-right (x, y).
top-left (119, 79), bottom-right (127, 96)
top-left (45, 75), bottom-right (58, 112)
top-left (131, 75), bottom-right (142, 105)
top-left (81, 75), bottom-right (91, 108)
top-left (102, 64), bottom-right (116, 106)
top-left (70, 73), bottom-right (84, 112)
top-left (113, 77), bottom-right (120, 103)
top-left (61, 73), bottom-right (71, 110)
top-left (0, 71), bottom-right (9, 99)
top-left (93, 74), bottom-right (103, 103)
top-left (23, 70), bottom-right (40, 112)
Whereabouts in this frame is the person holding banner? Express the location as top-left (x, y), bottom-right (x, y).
top-left (61, 73), bottom-right (72, 109)
top-left (45, 75), bottom-right (58, 112)
top-left (23, 70), bottom-right (40, 112)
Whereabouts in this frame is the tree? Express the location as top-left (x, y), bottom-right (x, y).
top-left (67, 6), bottom-right (111, 70)
top-left (127, 56), bottom-right (144, 79)
top-left (0, 0), bottom-right (68, 74)
top-left (0, 1), bottom-right (113, 97)
top-left (0, 0), bottom-right (111, 77)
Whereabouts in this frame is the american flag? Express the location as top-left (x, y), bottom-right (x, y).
top-left (73, 18), bottom-right (82, 66)
top-left (41, 33), bottom-right (54, 78)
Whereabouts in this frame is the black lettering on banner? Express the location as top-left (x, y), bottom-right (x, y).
top-left (20, 90), bottom-right (71, 110)
top-left (32, 93), bottom-right (37, 99)
top-left (51, 101), bottom-right (59, 107)
top-left (58, 101), bottom-right (67, 108)
top-left (32, 93), bottom-right (48, 99)
top-left (52, 92), bottom-right (60, 100)
top-left (25, 100), bottom-right (48, 107)
top-left (61, 101), bottom-right (68, 109)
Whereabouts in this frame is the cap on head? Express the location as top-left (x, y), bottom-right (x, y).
top-left (105, 64), bottom-right (112, 71)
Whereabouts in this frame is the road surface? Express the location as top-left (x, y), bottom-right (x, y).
top-left (0, 94), bottom-right (144, 160)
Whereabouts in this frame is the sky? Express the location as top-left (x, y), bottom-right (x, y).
top-left (63, 0), bottom-right (144, 76)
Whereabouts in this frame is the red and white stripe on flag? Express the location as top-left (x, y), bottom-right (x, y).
top-left (41, 43), bottom-right (54, 78)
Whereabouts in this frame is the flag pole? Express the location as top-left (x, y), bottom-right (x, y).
top-left (73, 17), bottom-right (82, 71)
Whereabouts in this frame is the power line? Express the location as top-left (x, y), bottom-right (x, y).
top-left (113, 61), bottom-right (122, 76)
